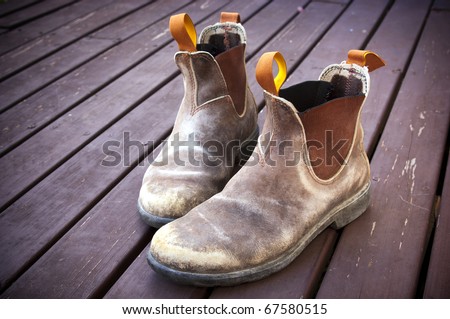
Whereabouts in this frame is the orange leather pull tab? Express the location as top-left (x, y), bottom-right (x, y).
top-left (220, 12), bottom-right (240, 23)
top-left (346, 50), bottom-right (386, 72)
top-left (256, 51), bottom-right (287, 96)
top-left (169, 13), bottom-right (196, 52)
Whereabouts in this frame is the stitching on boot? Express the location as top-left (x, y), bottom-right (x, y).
top-left (183, 55), bottom-right (196, 115)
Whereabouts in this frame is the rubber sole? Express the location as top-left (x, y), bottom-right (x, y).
top-left (147, 182), bottom-right (371, 286)
top-left (138, 127), bottom-right (260, 229)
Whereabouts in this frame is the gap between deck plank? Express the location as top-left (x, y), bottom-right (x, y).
top-left (0, 0), bottom-right (151, 83)
top-left (423, 153), bottom-right (450, 297)
top-left (0, 0), bottom-right (76, 28)
top-left (0, 0), bottom-right (42, 19)
top-left (0, 0), bottom-right (116, 56)
top-left (0, 0), bottom-right (162, 110)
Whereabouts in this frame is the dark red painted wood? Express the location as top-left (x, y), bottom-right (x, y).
top-left (0, 0), bottom-right (115, 55)
top-left (0, 0), bottom-right (151, 82)
top-left (424, 156), bottom-right (450, 298)
top-left (0, 0), bottom-right (76, 28)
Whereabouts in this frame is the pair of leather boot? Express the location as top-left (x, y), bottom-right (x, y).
top-left (138, 12), bottom-right (385, 286)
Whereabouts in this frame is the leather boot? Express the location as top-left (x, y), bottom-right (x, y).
top-left (138, 12), bottom-right (258, 228)
top-left (148, 50), bottom-right (385, 286)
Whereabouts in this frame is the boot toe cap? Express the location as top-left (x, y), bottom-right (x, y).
top-left (149, 219), bottom-right (238, 274)
top-left (138, 179), bottom-right (218, 222)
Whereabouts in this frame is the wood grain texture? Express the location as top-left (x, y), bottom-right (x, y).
top-left (424, 156), bottom-right (450, 298)
top-left (0, 0), bottom-right (115, 55)
top-left (0, 0), bottom-right (151, 82)
top-left (0, 0), bottom-right (76, 28)
top-left (0, 0), bottom-right (41, 18)
top-left (362, 0), bottom-right (432, 155)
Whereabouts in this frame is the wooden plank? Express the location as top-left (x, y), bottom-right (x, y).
top-left (0, 0), bottom-right (76, 28)
top-left (362, 0), bottom-right (432, 155)
top-left (0, 36), bottom-right (115, 110)
top-left (0, 0), bottom-right (270, 296)
top-left (433, 0), bottom-right (450, 10)
top-left (424, 157), bottom-right (450, 298)
top-left (237, 0), bottom-right (306, 59)
top-left (0, 0), bottom-right (115, 56)
top-left (105, 246), bottom-right (208, 299)
top-left (0, 0), bottom-right (41, 18)
top-left (1, 164), bottom-right (157, 298)
top-left (0, 0), bottom-right (150, 82)
top-left (211, 0), bottom-right (394, 299)
top-left (317, 8), bottom-right (450, 298)
top-left (0, 0), bottom-right (192, 132)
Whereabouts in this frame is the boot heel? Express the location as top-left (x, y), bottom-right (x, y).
top-left (330, 184), bottom-right (370, 229)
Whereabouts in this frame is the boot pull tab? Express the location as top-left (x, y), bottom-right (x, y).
top-left (169, 13), bottom-right (197, 52)
top-left (220, 12), bottom-right (241, 23)
top-left (256, 51), bottom-right (287, 96)
top-left (346, 50), bottom-right (386, 72)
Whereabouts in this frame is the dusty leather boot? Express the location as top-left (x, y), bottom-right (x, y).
top-left (138, 12), bottom-right (258, 228)
top-left (148, 50), bottom-right (385, 286)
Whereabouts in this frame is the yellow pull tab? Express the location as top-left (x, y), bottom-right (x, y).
top-left (256, 51), bottom-right (287, 96)
top-left (220, 12), bottom-right (241, 23)
top-left (169, 13), bottom-right (196, 52)
top-left (346, 50), bottom-right (386, 72)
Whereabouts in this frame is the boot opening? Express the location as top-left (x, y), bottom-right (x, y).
top-left (279, 81), bottom-right (333, 113)
top-left (279, 62), bottom-right (368, 113)
top-left (198, 23), bottom-right (246, 56)
top-left (278, 63), bottom-right (369, 180)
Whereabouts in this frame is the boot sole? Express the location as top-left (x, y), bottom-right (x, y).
top-left (147, 182), bottom-right (371, 286)
top-left (138, 127), bottom-right (260, 229)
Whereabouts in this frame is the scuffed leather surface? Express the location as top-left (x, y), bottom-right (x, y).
top-left (150, 91), bottom-right (370, 273)
top-left (139, 50), bottom-right (257, 220)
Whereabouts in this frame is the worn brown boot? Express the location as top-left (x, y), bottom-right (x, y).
top-left (148, 50), bottom-right (385, 286)
top-left (138, 12), bottom-right (258, 228)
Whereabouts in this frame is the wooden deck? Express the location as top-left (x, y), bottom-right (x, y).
top-left (0, 0), bottom-right (449, 299)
